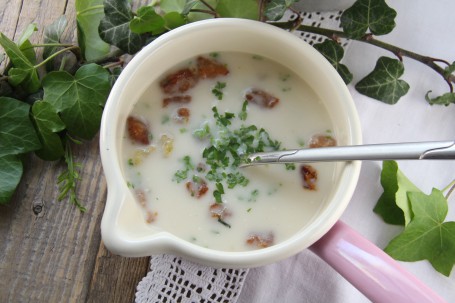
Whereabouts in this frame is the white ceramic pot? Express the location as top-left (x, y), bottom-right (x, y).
top-left (99, 18), bottom-right (444, 303)
top-left (100, 18), bottom-right (361, 267)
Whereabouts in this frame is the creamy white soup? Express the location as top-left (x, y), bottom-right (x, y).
top-left (122, 52), bottom-right (337, 251)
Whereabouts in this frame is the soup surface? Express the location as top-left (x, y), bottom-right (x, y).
top-left (122, 52), bottom-right (337, 251)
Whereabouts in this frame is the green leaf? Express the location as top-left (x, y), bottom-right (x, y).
top-left (31, 100), bottom-right (65, 160)
top-left (182, 0), bottom-right (199, 15)
top-left (160, 0), bottom-right (186, 13)
top-left (76, 0), bottom-right (111, 61)
top-left (0, 97), bottom-right (41, 157)
top-left (355, 56), bottom-right (409, 104)
top-left (443, 61), bottom-right (455, 78)
top-left (0, 33), bottom-right (40, 93)
top-left (374, 160), bottom-right (422, 225)
top-left (340, 0), bottom-right (397, 39)
top-left (385, 189), bottom-right (455, 276)
top-left (43, 15), bottom-right (68, 67)
top-left (130, 6), bottom-right (165, 34)
top-left (187, 0), bottom-right (219, 21)
top-left (313, 39), bottom-right (353, 84)
top-left (216, 0), bottom-right (259, 20)
top-left (42, 63), bottom-right (111, 139)
top-left (99, 0), bottom-right (144, 54)
top-left (17, 23), bottom-right (38, 64)
top-left (425, 91), bottom-right (455, 106)
top-left (163, 12), bottom-right (187, 30)
top-left (0, 154), bottom-right (23, 204)
top-left (265, 0), bottom-right (299, 21)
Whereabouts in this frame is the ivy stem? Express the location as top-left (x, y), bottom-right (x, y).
top-left (270, 21), bottom-right (455, 92)
top-left (22, 43), bottom-right (74, 50)
top-left (442, 179), bottom-right (455, 200)
top-left (34, 46), bottom-right (80, 68)
top-left (102, 60), bottom-right (123, 69)
top-left (193, 0), bottom-right (220, 18)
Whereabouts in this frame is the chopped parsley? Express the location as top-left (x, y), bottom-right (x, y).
top-left (173, 155), bottom-right (194, 183)
top-left (173, 102), bottom-right (295, 223)
top-left (212, 81), bottom-right (226, 100)
top-left (239, 100), bottom-right (248, 121)
top-left (213, 182), bottom-right (225, 203)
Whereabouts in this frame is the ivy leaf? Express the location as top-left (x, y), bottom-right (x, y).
top-left (160, 0), bottom-right (186, 13)
top-left (340, 0), bottom-right (397, 39)
top-left (76, 0), bottom-right (111, 62)
top-left (17, 23), bottom-right (38, 64)
top-left (0, 97), bottom-right (41, 157)
top-left (443, 61), bottom-right (455, 78)
top-left (42, 63), bottom-right (111, 140)
top-left (265, 0), bottom-right (299, 21)
top-left (313, 39), bottom-right (353, 84)
top-left (182, 0), bottom-right (199, 15)
top-left (374, 160), bottom-right (421, 225)
top-left (31, 100), bottom-right (65, 161)
top-left (188, 0), bottom-right (219, 21)
top-left (0, 33), bottom-right (40, 93)
top-left (425, 91), bottom-right (455, 106)
top-left (0, 154), bottom-right (23, 204)
top-left (163, 12), bottom-right (187, 30)
top-left (355, 56), bottom-right (409, 104)
top-left (385, 189), bottom-right (455, 276)
top-left (99, 0), bottom-right (144, 54)
top-left (43, 15), bottom-right (68, 69)
top-left (130, 6), bottom-right (165, 34)
top-left (216, 0), bottom-right (259, 20)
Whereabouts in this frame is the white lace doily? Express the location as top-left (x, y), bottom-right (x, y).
top-left (135, 10), bottom-right (349, 303)
top-left (136, 254), bottom-right (248, 303)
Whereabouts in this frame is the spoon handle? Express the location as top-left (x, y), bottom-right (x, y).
top-left (242, 141), bottom-right (455, 166)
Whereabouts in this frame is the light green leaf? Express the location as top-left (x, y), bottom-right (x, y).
top-left (0, 33), bottom-right (40, 93)
top-left (0, 154), bottom-right (23, 204)
top-left (76, 0), bottom-right (111, 61)
top-left (31, 100), bottom-right (65, 160)
top-left (355, 56), bottom-right (409, 104)
top-left (216, 0), bottom-right (259, 20)
top-left (160, 0), bottom-right (186, 13)
top-left (99, 0), bottom-right (144, 54)
top-left (187, 0), bottom-right (218, 21)
top-left (17, 23), bottom-right (38, 64)
top-left (163, 12), bottom-right (187, 30)
top-left (340, 0), bottom-right (396, 39)
top-left (130, 6), bottom-right (165, 34)
top-left (374, 160), bottom-right (422, 225)
top-left (313, 39), bottom-right (352, 84)
top-left (42, 63), bottom-right (111, 139)
top-left (443, 61), bottom-right (455, 78)
top-left (265, 0), bottom-right (299, 21)
top-left (182, 0), bottom-right (199, 15)
top-left (385, 189), bottom-right (455, 276)
top-left (425, 91), bottom-right (455, 106)
top-left (0, 97), bottom-right (41, 157)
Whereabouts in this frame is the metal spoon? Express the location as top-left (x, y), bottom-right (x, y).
top-left (240, 140), bottom-right (455, 167)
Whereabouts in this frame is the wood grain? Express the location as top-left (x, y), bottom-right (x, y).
top-left (0, 1), bottom-right (150, 302)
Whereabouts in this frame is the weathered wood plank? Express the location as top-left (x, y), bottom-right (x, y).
top-left (87, 243), bottom-right (150, 303)
top-left (0, 1), bottom-right (150, 302)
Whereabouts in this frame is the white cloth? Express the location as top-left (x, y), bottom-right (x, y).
top-left (136, 1), bottom-right (455, 302)
top-left (136, 254), bottom-right (248, 303)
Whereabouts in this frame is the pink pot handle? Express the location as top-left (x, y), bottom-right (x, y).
top-left (309, 221), bottom-right (446, 303)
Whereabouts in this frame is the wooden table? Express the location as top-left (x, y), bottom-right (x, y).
top-left (0, 1), bottom-right (149, 302)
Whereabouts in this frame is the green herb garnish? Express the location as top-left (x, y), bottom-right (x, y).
top-left (211, 81), bottom-right (226, 100)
